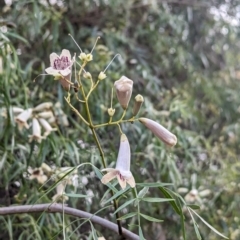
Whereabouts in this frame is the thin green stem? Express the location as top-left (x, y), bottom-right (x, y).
top-left (64, 97), bottom-right (89, 126)
top-left (94, 117), bottom-right (137, 128)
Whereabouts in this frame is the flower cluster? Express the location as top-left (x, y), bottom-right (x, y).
top-left (44, 43), bottom-right (177, 191)
top-left (1, 102), bottom-right (69, 143)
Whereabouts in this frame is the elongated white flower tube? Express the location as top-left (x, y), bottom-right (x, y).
top-left (114, 76), bottom-right (133, 110)
top-left (139, 118), bottom-right (177, 147)
top-left (33, 102), bottom-right (53, 112)
top-left (28, 118), bottom-right (44, 143)
top-left (101, 134), bottom-right (135, 189)
top-left (15, 108), bottom-right (32, 130)
top-left (38, 118), bottom-right (57, 137)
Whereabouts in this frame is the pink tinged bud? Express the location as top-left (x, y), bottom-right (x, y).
top-left (15, 108), bottom-right (32, 130)
top-left (132, 94), bottom-right (144, 116)
top-left (101, 134), bottom-right (135, 189)
top-left (38, 118), bottom-right (57, 137)
top-left (114, 76), bottom-right (133, 110)
top-left (33, 102), bottom-right (53, 112)
top-left (28, 118), bottom-right (44, 143)
top-left (139, 118), bottom-right (177, 147)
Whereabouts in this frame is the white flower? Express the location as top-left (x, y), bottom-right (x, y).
top-left (101, 134), bottom-right (135, 190)
top-left (28, 118), bottom-right (44, 143)
top-left (114, 76), bottom-right (133, 110)
top-left (15, 108), bottom-right (32, 130)
top-left (33, 102), bottom-right (53, 112)
top-left (37, 111), bottom-right (54, 119)
top-left (139, 118), bottom-right (177, 147)
top-left (28, 167), bottom-right (48, 184)
top-left (52, 182), bottom-right (69, 202)
top-left (98, 71), bottom-right (106, 80)
top-left (38, 118), bottom-right (57, 137)
top-left (45, 49), bottom-right (74, 91)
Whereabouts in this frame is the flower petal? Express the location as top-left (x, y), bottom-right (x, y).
top-left (126, 175), bottom-right (136, 188)
top-left (60, 49), bottom-right (71, 60)
top-left (45, 67), bottom-right (60, 76)
top-left (59, 68), bottom-right (71, 76)
top-left (50, 53), bottom-right (59, 67)
top-left (101, 171), bottom-right (118, 184)
top-left (102, 168), bottom-right (115, 172)
top-left (117, 174), bottom-right (127, 189)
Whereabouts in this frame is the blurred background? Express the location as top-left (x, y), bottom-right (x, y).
top-left (0, 0), bottom-right (240, 239)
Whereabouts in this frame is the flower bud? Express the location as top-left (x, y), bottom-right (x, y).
top-left (33, 102), bottom-right (53, 112)
top-left (38, 111), bottom-right (54, 119)
top-left (98, 71), bottom-right (106, 80)
top-left (86, 53), bottom-right (93, 62)
top-left (83, 72), bottom-right (92, 79)
top-left (132, 94), bottom-right (144, 116)
top-left (38, 118), bottom-right (57, 137)
top-left (114, 76), bottom-right (133, 110)
top-left (107, 108), bottom-right (115, 117)
top-left (79, 52), bottom-right (87, 61)
top-left (139, 118), bottom-right (177, 147)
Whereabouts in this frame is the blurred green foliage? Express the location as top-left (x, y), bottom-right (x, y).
top-left (1, 0), bottom-right (240, 239)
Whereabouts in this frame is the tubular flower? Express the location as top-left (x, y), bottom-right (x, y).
top-left (139, 118), bottom-right (177, 147)
top-left (15, 108), bottom-right (32, 130)
top-left (38, 118), bottom-right (57, 137)
top-left (33, 102), bottom-right (53, 112)
top-left (45, 49), bottom-right (74, 91)
top-left (101, 134), bottom-right (135, 189)
top-left (28, 118), bottom-right (44, 143)
top-left (114, 76), bottom-right (133, 110)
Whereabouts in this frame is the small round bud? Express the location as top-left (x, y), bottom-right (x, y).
top-left (79, 52), bottom-right (87, 61)
top-left (132, 94), bottom-right (144, 116)
top-left (83, 72), bottom-right (92, 79)
top-left (86, 53), bottom-right (93, 62)
top-left (98, 71), bottom-right (106, 80)
top-left (108, 108), bottom-right (115, 117)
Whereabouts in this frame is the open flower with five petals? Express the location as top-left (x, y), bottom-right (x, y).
top-left (101, 134), bottom-right (135, 189)
top-left (45, 49), bottom-right (74, 91)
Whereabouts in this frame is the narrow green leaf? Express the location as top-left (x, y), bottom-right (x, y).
top-left (139, 226), bottom-right (146, 240)
top-left (140, 197), bottom-right (174, 203)
top-left (65, 193), bottom-right (88, 198)
top-left (137, 187), bottom-right (149, 198)
top-left (193, 222), bottom-right (202, 240)
top-left (113, 199), bottom-right (135, 215)
top-left (191, 209), bottom-right (229, 239)
top-left (103, 186), bottom-right (130, 205)
top-left (137, 182), bottom-right (173, 187)
top-left (186, 204), bottom-right (200, 210)
top-left (159, 187), bottom-right (182, 215)
top-left (117, 212), bottom-right (137, 220)
top-left (140, 213), bottom-right (163, 222)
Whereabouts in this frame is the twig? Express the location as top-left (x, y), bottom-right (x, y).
top-left (0, 203), bottom-right (139, 240)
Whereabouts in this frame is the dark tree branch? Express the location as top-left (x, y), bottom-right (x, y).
top-left (0, 203), bottom-right (139, 240)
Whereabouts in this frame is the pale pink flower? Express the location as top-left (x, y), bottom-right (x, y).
top-left (101, 134), bottom-right (135, 189)
top-left (139, 117), bottom-right (177, 147)
top-left (45, 49), bottom-right (74, 91)
top-left (114, 76), bottom-right (133, 110)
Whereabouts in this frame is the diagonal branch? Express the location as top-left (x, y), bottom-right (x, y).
top-left (0, 203), bottom-right (139, 240)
